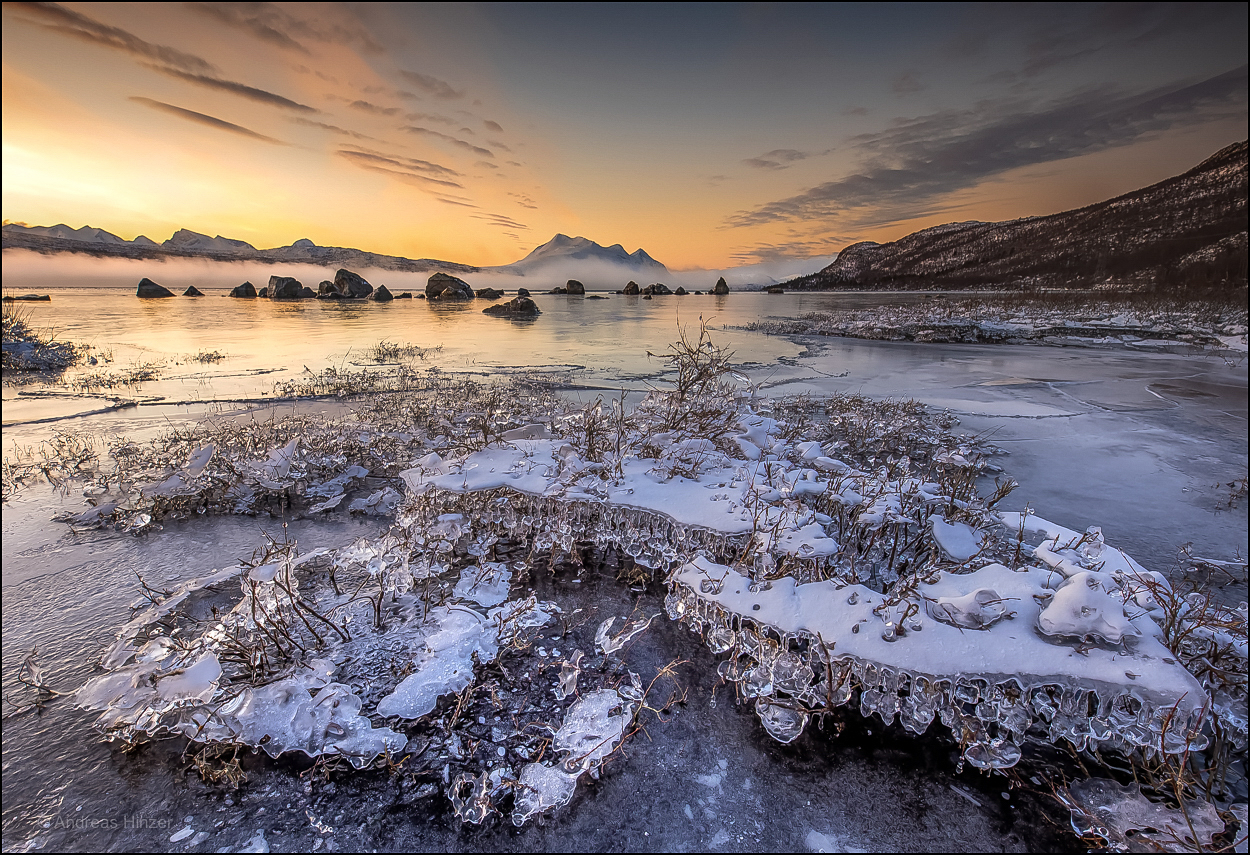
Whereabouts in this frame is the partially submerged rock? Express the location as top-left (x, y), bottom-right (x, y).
top-left (229, 282), bottom-right (257, 298)
top-left (565, 279), bottom-right (585, 295)
top-left (475, 288), bottom-right (504, 299)
top-left (642, 283), bottom-right (672, 295)
top-left (183, 286), bottom-right (204, 297)
top-left (268, 276), bottom-right (304, 299)
top-left (623, 281), bottom-right (640, 295)
top-left (136, 278), bottom-right (174, 298)
top-left (427, 272), bottom-right (474, 301)
top-left (335, 268), bottom-right (373, 298)
top-left (483, 296), bottom-right (541, 317)
top-left (369, 284), bottom-right (394, 302)
top-left (713, 277), bottom-right (729, 295)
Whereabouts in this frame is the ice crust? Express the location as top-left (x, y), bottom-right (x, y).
top-left (512, 689), bottom-right (636, 825)
top-left (395, 412), bottom-right (1226, 770)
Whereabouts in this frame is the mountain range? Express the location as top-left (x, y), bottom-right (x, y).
top-left (0, 223), bottom-right (674, 282)
top-left (786, 140), bottom-right (1248, 297)
top-left (1, 224), bottom-right (479, 274)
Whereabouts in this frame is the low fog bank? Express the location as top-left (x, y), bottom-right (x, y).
top-left (1, 249), bottom-right (836, 294)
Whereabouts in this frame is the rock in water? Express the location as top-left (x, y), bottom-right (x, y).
top-left (396, 292), bottom-right (413, 299)
top-left (317, 280), bottom-right (339, 296)
top-left (517, 288), bottom-right (531, 297)
top-left (483, 296), bottom-right (541, 317)
top-left (298, 286), bottom-right (316, 298)
top-left (257, 287), bottom-right (269, 298)
top-left (427, 272), bottom-right (475, 300)
top-left (183, 286), bottom-right (204, 297)
top-left (370, 284), bottom-right (394, 302)
top-left (230, 282), bottom-right (257, 298)
top-left (765, 284), bottom-right (785, 294)
top-left (268, 276), bottom-right (304, 299)
top-left (565, 279), bottom-right (585, 295)
top-left (674, 286), bottom-right (688, 295)
top-left (334, 269), bottom-right (373, 298)
top-left (623, 281), bottom-right (640, 295)
top-left (713, 277), bottom-right (729, 295)
top-left (642, 283), bottom-right (672, 295)
top-left (475, 288), bottom-right (504, 299)
top-left (137, 278), bottom-right (174, 298)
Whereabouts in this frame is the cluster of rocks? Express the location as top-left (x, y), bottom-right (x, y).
top-left (616, 277), bottom-right (731, 297)
top-left (135, 270), bottom-right (404, 301)
top-left (133, 270), bottom-right (728, 315)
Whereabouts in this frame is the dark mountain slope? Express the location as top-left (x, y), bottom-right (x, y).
top-left (787, 141), bottom-right (1247, 299)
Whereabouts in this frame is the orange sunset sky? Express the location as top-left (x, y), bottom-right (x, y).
top-left (2, 2), bottom-right (1246, 269)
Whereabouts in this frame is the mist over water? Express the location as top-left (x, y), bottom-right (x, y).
top-left (1, 248), bottom-right (836, 293)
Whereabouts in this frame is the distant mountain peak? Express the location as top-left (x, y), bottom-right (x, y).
top-left (504, 234), bottom-right (668, 277)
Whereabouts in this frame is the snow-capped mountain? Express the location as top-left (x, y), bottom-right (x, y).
top-left (8, 224), bottom-right (135, 245)
top-left (494, 234), bottom-right (668, 277)
top-left (1, 226), bottom-right (475, 274)
top-left (162, 228), bottom-right (258, 254)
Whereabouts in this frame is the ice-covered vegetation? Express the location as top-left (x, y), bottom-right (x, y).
top-left (1, 295), bottom-right (84, 372)
top-left (14, 323), bottom-right (1246, 844)
top-left (745, 294), bottom-right (1249, 354)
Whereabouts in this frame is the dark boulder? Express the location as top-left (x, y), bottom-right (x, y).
top-left (396, 291), bottom-right (413, 299)
top-left (183, 286), bottom-right (204, 297)
top-left (427, 272), bottom-right (475, 301)
top-left (713, 277), bottom-right (729, 295)
top-left (137, 278), bottom-right (174, 298)
top-left (623, 281), bottom-right (640, 295)
top-left (642, 283), bottom-right (672, 296)
top-left (299, 287), bottom-right (317, 298)
top-left (4, 294), bottom-right (51, 301)
top-left (517, 288), bottom-right (531, 297)
top-left (549, 286), bottom-right (567, 294)
top-left (674, 286), bottom-right (688, 295)
top-left (335, 269), bottom-right (373, 298)
top-left (370, 284), bottom-right (394, 302)
top-left (483, 296), bottom-right (541, 317)
top-left (475, 288), bottom-right (505, 299)
top-left (230, 282), bottom-right (257, 298)
top-left (565, 279), bottom-right (585, 295)
top-left (317, 280), bottom-right (340, 297)
top-left (257, 287), bottom-right (269, 298)
top-left (268, 276), bottom-right (304, 299)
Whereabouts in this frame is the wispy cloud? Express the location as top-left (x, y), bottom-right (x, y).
top-left (729, 233), bottom-right (849, 264)
top-left (186, 2), bottom-right (383, 54)
top-left (336, 148), bottom-right (463, 185)
top-left (892, 70), bottom-right (924, 95)
top-left (129, 97), bottom-right (287, 143)
top-left (402, 126), bottom-right (493, 158)
top-left (473, 212), bottom-right (529, 231)
top-left (148, 66), bottom-right (318, 113)
top-left (12, 1), bottom-right (216, 74)
top-left (290, 117), bottom-right (377, 141)
top-left (743, 149), bottom-right (811, 170)
top-left (348, 99), bottom-right (402, 117)
top-left (727, 66), bottom-right (1248, 228)
top-left (398, 69), bottom-right (464, 100)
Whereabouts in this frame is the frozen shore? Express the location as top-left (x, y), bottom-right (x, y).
top-left (4, 323), bottom-right (1243, 852)
top-left (744, 297), bottom-right (1249, 353)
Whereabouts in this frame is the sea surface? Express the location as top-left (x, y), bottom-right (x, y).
top-left (2, 278), bottom-right (1246, 852)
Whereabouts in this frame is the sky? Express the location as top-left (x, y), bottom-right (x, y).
top-left (2, 2), bottom-right (1246, 269)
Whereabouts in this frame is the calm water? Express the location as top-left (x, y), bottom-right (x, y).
top-left (2, 276), bottom-right (1246, 851)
